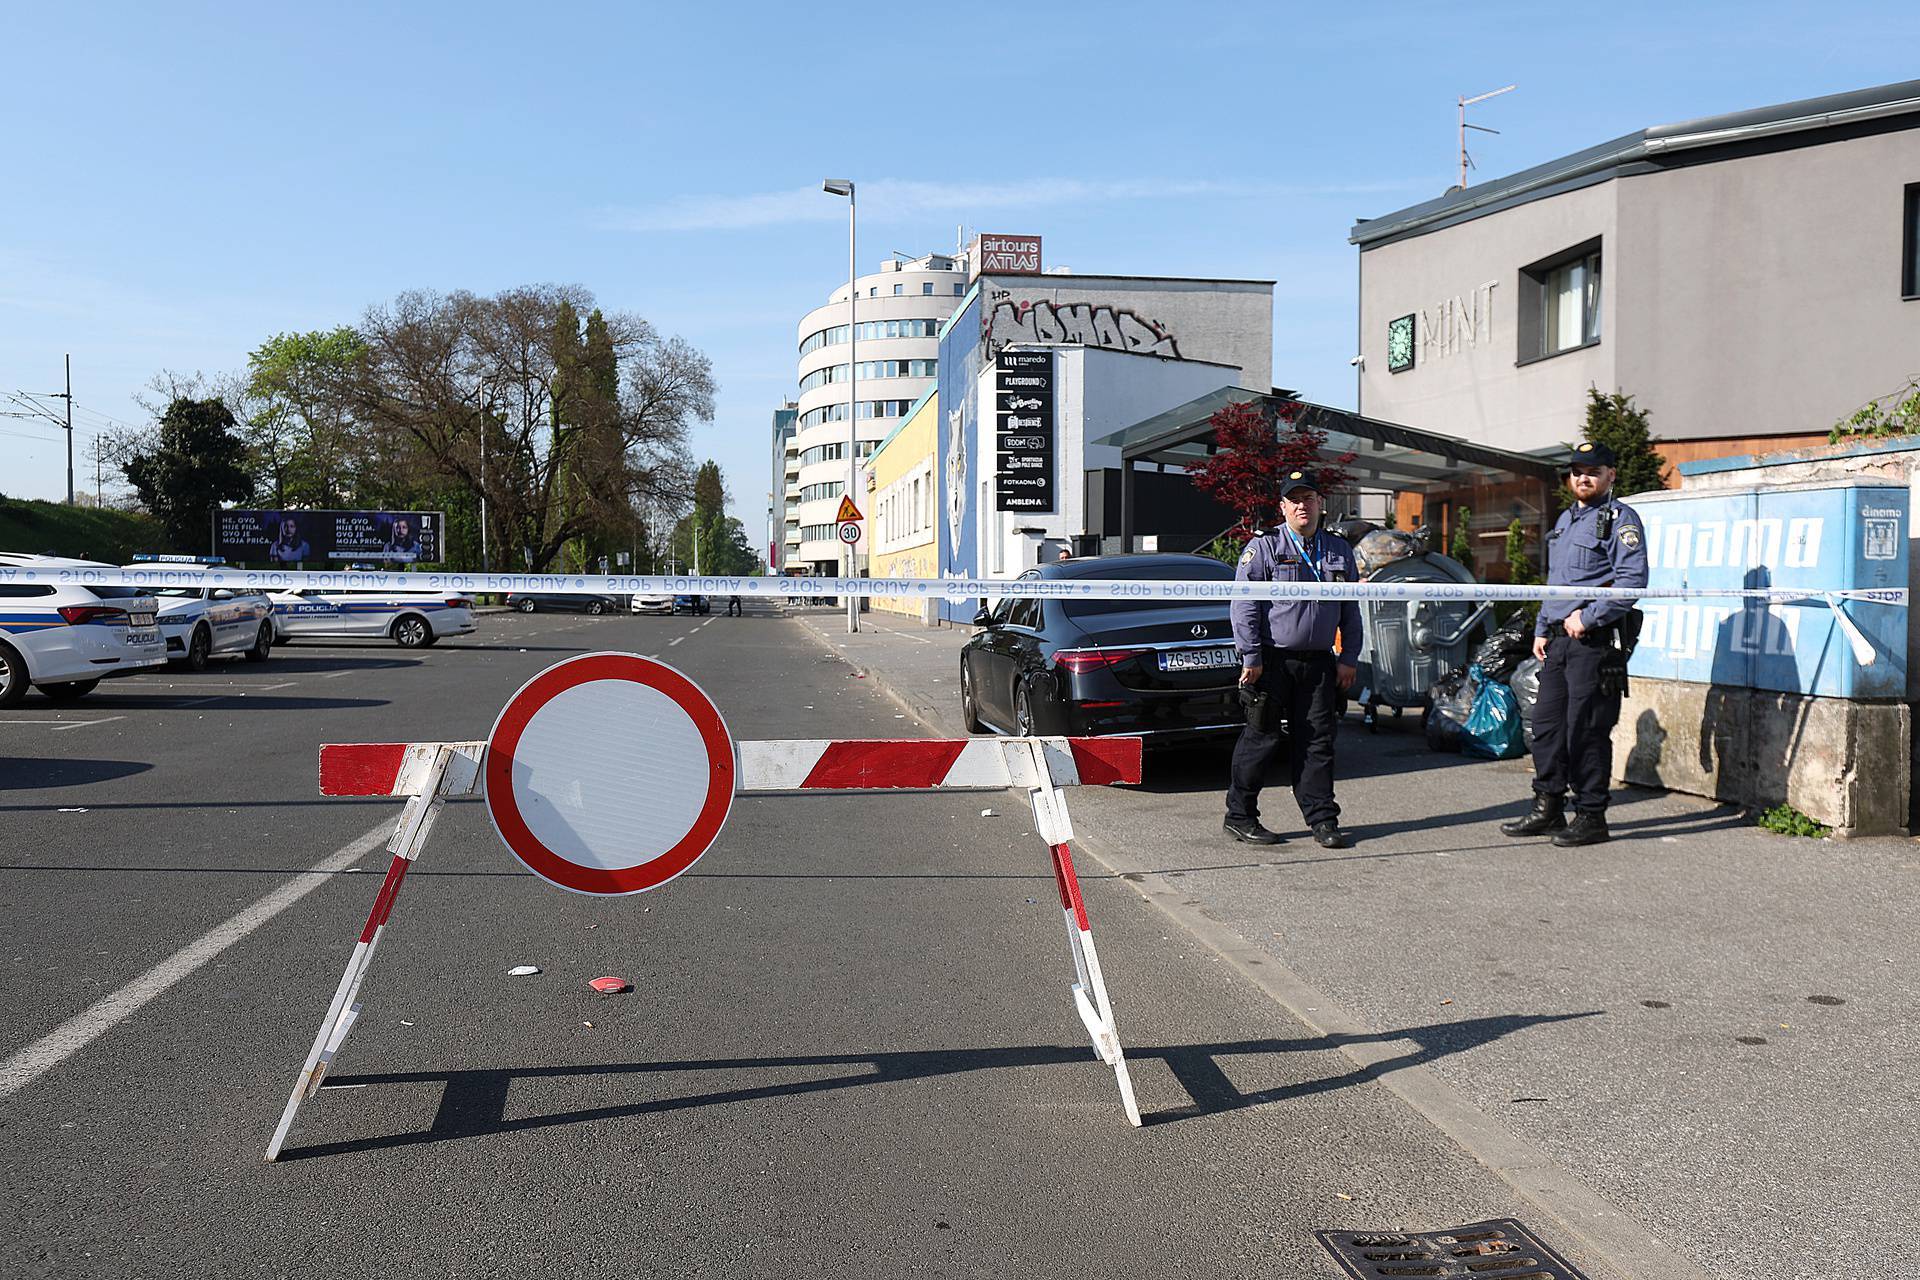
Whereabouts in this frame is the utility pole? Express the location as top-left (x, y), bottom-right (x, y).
top-left (1458, 85), bottom-right (1515, 188)
top-left (63, 355), bottom-right (73, 505)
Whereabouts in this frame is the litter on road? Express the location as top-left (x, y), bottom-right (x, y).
top-left (589, 976), bottom-right (632, 994)
top-left (508, 965), bottom-right (541, 976)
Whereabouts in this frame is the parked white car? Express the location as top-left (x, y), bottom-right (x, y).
top-left (630, 593), bottom-right (675, 615)
top-left (268, 587), bottom-right (476, 647)
top-left (124, 561), bottom-right (274, 669)
top-left (0, 554), bottom-right (167, 706)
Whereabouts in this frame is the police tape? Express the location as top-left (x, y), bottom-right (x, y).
top-left (1, 564), bottom-right (1907, 607)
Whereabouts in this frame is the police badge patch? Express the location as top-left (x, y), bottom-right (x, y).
top-left (1619, 526), bottom-right (1641, 549)
top-left (1239, 548), bottom-right (1255, 566)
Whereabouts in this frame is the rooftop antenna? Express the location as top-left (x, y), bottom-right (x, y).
top-left (1458, 84), bottom-right (1516, 187)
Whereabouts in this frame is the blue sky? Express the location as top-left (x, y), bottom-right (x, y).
top-left (3, 1), bottom-right (1913, 539)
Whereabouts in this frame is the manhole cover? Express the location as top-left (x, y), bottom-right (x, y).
top-left (1315, 1219), bottom-right (1589, 1279)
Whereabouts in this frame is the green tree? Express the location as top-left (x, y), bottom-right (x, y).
top-left (243, 327), bottom-right (369, 508)
top-left (1581, 389), bottom-right (1667, 496)
top-left (355, 284), bottom-right (707, 572)
top-left (1829, 376), bottom-right (1920, 443)
top-left (122, 397), bottom-right (254, 550)
top-left (1449, 505), bottom-right (1474, 572)
top-left (1504, 517), bottom-right (1539, 584)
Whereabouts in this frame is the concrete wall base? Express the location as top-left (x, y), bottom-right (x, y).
top-left (1614, 679), bottom-right (1910, 836)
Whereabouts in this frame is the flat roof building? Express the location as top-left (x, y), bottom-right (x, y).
top-left (1352, 79), bottom-right (1920, 476)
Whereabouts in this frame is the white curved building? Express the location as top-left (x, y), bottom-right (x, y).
top-left (788, 251), bottom-right (969, 573)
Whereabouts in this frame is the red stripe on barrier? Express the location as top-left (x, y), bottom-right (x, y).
top-left (357, 854), bottom-right (411, 943)
top-left (1051, 843), bottom-right (1090, 932)
top-left (800, 740), bottom-right (968, 789)
top-left (1067, 737), bottom-right (1142, 786)
top-left (320, 743), bottom-right (410, 796)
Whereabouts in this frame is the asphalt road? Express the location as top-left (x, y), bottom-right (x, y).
top-left (5, 608), bottom-right (1616, 1278)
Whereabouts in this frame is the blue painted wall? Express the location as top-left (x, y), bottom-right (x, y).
top-left (1627, 482), bottom-right (1907, 699)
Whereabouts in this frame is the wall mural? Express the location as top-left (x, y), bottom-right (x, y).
top-left (985, 296), bottom-right (1181, 358)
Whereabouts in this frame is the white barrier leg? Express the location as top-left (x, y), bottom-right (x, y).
top-left (1023, 742), bottom-right (1141, 1127)
top-left (265, 746), bottom-right (456, 1161)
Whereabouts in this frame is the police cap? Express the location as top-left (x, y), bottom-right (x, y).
top-left (1571, 441), bottom-right (1617, 468)
top-left (1280, 469), bottom-right (1322, 497)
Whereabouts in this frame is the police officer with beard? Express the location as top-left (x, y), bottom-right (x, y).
top-left (1225, 470), bottom-right (1362, 850)
top-left (1502, 441), bottom-right (1648, 847)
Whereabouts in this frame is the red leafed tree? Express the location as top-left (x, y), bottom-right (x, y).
top-left (1185, 399), bottom-right (1355, 537)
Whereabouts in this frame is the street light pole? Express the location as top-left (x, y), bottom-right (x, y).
top-left (824, 177), bottom-right (858, 634)
top-left (476, 378), bottom-right (493, 572)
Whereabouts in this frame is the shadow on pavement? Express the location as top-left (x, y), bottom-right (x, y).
top-left (74, 693), bottom-right (391, 711)
top-left (0, 758), bottom-right (155, 790)
top-left (240, 654), bottom-right (422, 673)
top-left (282, 1011), bottom-right (1599, 1159)
top-left (1133, 721), bottom-right (1487, 797)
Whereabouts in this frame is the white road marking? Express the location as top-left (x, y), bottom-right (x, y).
top-left (52, 716), bottom-right (125, 731)
top-left (0, 817), bottom-right (394, 1102)
top-left (867, 622), bottom-right (934, 645)
top-left (667, 636), bottom-right (685, 646)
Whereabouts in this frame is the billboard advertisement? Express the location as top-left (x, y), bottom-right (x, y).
top-left (215, 509), bottom-right (445, 565)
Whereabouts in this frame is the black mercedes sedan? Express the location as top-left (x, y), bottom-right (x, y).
top-left (959, 553), bottom-right (1244, 743)
top-left (505, 591), bottom-right (620, 615)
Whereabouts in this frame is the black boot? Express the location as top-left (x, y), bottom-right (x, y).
top-left (1552, 810), bottom-right (1610, 847)
top-left (1500, 794), bottom-right (1567, 837)
top-left (1223, 817), bottom-right (1283, 845)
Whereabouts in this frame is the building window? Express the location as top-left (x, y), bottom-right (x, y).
top-left (922, 283), bottom-right (934, 295)
top-left (1904, 183), bottom-right (1920, 298)
top-left (1518, 239), bottom-right (1601, 363)
top-left (893, 284), bottom-right (904, 296)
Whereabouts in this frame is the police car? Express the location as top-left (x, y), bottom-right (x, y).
top-left (0, 554), bottom-right (168, 707)
top-left (126, 556), bottom-right (275, 669)
top-left (268, 584), bottom-right (476, 647)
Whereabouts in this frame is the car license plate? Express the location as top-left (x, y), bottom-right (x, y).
top-left (129, 612), bottom-right (155, 628)
top-left (1160, 646), bottom-right (1237, 672)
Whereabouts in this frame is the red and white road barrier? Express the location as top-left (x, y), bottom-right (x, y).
top-left (739, 734), bottom-right (1143, 1125)
top-left (265, 741), bottom-right (484, 1161)
top-left (265, 654), bottom-right (1146, 1160)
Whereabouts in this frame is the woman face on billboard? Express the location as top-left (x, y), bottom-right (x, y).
top-left (278, 517), bottom-right (299, 540)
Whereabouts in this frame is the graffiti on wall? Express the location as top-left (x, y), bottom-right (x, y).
top-left (985, 294), bottom-right (1181, 358)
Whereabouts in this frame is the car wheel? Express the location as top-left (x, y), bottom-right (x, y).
top-left (244, 622), bottom-right (273, 662)
top-left (0, 641), bottom-right (32, 708)
top-left (1014, 681), bottom-right (1036, 737)
top-left (392, 615), bottom-right (432, 648)
top-left (960, 657), bottom-right (987, 734)
top-left (40, 679), bottom-right (99, 703)
top-left (516, 597), bottom-right (537, 613)
top-left (586, 599), bottom-right (605, 615)
top-left (184, 625), bottom-right (212, 672)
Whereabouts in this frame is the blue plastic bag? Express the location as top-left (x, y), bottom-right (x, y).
top-left (1462, 663), bottom-right (1526, 760)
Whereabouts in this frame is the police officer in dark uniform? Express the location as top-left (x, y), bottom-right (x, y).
top-left (1225, 470), bottom-right (1363, 850)
top-left (1502, 441), bottom-right (1649, 847)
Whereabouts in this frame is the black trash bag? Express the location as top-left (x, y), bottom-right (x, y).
top-left (1510, 657), bottom-right (1543, 721)
top-left (1424, 667), bottom-right (1475, 753)
top-left (1471, 608), bottom-right (1537, 682)
top-left (1510, 656), bottom-right (1543, 749)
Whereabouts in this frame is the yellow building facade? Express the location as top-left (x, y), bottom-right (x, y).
top-left (866, 389), bottom-right (938, 618)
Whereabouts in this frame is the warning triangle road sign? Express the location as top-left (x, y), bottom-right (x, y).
top-left (835, 495), bottom-right (863, 522)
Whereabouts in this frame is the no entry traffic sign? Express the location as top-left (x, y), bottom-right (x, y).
top-left (484, 652), bottom-right (735, 895)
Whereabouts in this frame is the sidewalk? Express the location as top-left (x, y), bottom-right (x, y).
top-left (789, 605), bottom-right (1917, 1280)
